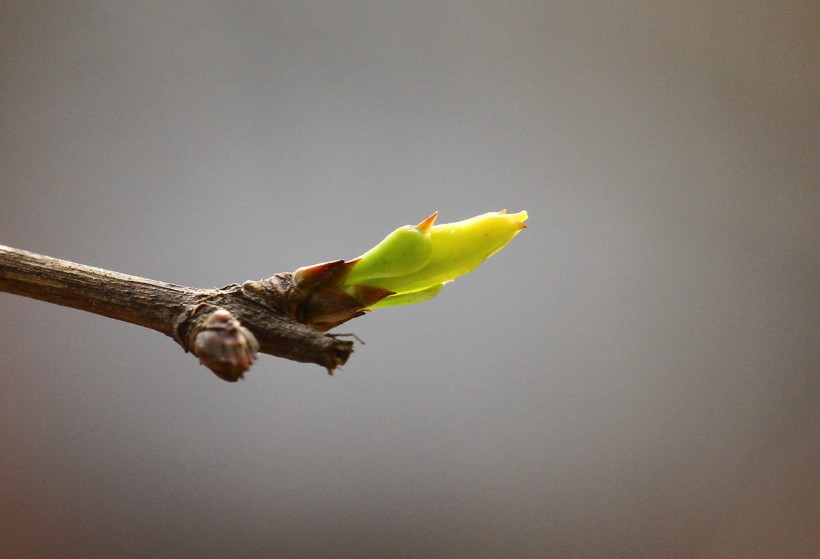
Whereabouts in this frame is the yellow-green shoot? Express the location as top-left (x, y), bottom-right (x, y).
top-left (292, 210), bottom-right (528, 329)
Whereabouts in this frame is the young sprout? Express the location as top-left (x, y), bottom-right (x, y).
top-left (292, 210), bottom-right (528, 328)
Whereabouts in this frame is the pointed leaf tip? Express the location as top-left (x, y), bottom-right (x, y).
top-left (417, 211), bottom-right (438, 233)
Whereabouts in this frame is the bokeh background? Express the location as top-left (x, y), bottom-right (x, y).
top-left (2, 2), bottom-right (818, 557)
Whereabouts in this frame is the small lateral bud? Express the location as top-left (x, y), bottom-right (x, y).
top-left (192, 309), bottom-right (259, 382)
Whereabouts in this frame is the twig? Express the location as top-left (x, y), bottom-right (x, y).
top-left (0, 245), bottom-right (354, 381)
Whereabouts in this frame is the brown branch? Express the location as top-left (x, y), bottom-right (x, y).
top-left (0, 244), bottom-right (354, 381)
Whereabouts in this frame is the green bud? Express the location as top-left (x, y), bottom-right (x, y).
top-left (346, 210), bottom-right (527, 308)
top-left (290, 210), bottom-right (528, 327)
top-left (343, 212), bottom-right (436, 284)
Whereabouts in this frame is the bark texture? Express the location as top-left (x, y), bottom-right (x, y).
top-left (0, 245), bottom-right (354, 380)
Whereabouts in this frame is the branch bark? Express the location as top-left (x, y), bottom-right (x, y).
top-left (0, 245), bottom-right (354, 381)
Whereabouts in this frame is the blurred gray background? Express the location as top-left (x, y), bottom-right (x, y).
top-left (1, 2), bottom-right (818, 557)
